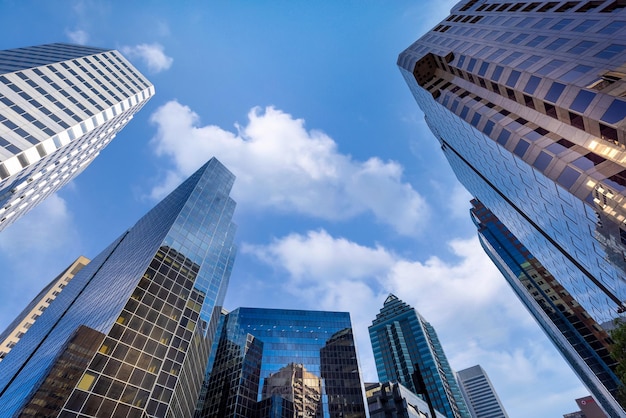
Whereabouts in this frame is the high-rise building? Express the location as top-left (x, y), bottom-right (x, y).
top-left (456, 365), bottom-right (509, 418)
top-left (0, 157), bottom-right (237, 417)
top-left (0, 255), bottom-right (89, 361)
top-left (0, 43), bottom-right (154, 231)
top-left (397, 1), bottom-right (626, 416)
top-left (471, 199), bottom-right (622, 416)
top-left (368, 294), bottom-right (471, 418)
top-left (365, 381), bottom-right (447, 418)
top-left (564, 396), bottom-right (608, 418)
top-left (199, 307), bottom-right (368, 418)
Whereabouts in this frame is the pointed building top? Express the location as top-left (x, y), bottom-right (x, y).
top-left (384, 294), bottom-right (398, 305)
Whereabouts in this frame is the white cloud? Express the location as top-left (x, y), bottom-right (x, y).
top-left (121, 43), bottom-right (173, 73)
top-left (150, 102), bottom-right (429, 235)
top-left (66, 29), bottom-right (89, 45)
top-left (242, 230), bottom-right (587, 414)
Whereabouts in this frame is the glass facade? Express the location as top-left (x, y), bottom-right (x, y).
top-left (398, 1), bottom-right (626, 415)
top-left (0, 43), bottom-right (154, 232)
top-left (0, 157), bottom-right (237, 417)
top-left (199, 308), bottom-right (368, 418)
top-left (368, 295), bottom-right (470, 418)
top-left (471, 199), bottom-right (621, 417)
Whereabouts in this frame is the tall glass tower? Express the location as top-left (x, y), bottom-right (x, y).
top-left (200, 308), bottom-right (368, 418)
top-left (398, 1), bottom-right (626, 416)
top-left (368, 294), bottom-right (470, 418)
top-left (0, 157), bottom-right (237, 418)
top-left (0, 43), bottom-right (154, 231)
top-left (456, 365), bottom-right (509, 418)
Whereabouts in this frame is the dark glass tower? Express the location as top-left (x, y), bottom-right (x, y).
top-left (0, 157), bottom-right (237, 417)
top-left (471, 199), bottom-right (621, 417)
top-left (368, 295), bottom-right (470, 418)
top-left (199, 308), bottom-right (368, 418)
top-left (398, 1), bottom-right (626, 416)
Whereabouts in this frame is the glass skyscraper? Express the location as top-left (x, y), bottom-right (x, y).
top-left (0, 157), bottom-right (237, 417)
top-left (368, 295), bottom-right (470, 418)
top-left (398, 0), bottom-right (626, 416)
top-left (199, 307), bottom-right (368, 418)
top-left (456, 365), bottom-right (509, 418)
top-left (0, 43), bottom-right (154, 231)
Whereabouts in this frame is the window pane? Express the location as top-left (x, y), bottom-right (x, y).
top-left (545, 82), bottom-right (566, 103)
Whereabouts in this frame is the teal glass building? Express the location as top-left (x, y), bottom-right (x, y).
top-left (199, 308), bottom-right (368, 418)
top-left (368, 295), bottom-right (470, 418)
top-left (0, 157), bottom-right (237, 417)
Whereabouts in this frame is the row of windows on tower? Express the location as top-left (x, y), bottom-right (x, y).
top-left (469, 0), bottom-right (625, 14)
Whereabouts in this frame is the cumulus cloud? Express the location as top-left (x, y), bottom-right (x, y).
top-left (150, 102), bottom-right (429, 235)
top-left (121, 43), bottom-right (173, 73)
top-left (242, 230), bottom-right (586, 413)
top-left (66, 29), bottom-right (89, 45)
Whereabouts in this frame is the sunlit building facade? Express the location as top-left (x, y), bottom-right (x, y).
top-left (456, 364), bottom-right (509, 418)
top-left (0, 255), bottom-right (89, 361)
top-left (199, 308), bottom-right (368, 418)
top-left (368, 295), bottom-right (470, 418)
top-left (0, 43), bottom-right (154, 231)
top-left (0, 157), bottom-right (237, 417)
top-left (365, 381), bottom-right (447, 418)
top-left (398, 1), bottom-right (626, 416)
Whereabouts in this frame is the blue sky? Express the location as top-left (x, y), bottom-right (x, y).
top-left (0, 1), bottom-right (590, 416)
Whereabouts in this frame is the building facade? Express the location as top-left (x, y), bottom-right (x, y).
top-left (365, 381), bottom-right (447, 418)
top-left (0, 43), bottom-right (154, 231)
top-left (456, 365), bottom-right (509, 418)
top-left (368, 295), bottom-right (470, 418)
top-left (0, 255), bottom-right (89, 361)
top-left (0, 157), bottom-right (237, 417)
top-left (471, 199), bottom-right (622, 416)
top-left (199, 308), bottom-right (368, 418)
top-left (397, 0), bottom-right (626, 416)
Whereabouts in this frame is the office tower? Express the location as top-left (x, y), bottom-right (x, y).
top-left (471, 199), bottom-right (622, 416)
top-left (365, 382), bottom-right (447, 418)
top-left (368, 294), bottom-right (471, 418)
top-left (398, 0), bottom-right (626, 415)
top-left (0, 255), bottom-right (89, 361)
top-left (0, 157), bottom-right (237, 417)
top-left (456, 365), bottom-right (509, 418)
top-left (199, 308), bottom-right (368, 418)
top-left (564, 396), bottom-right (608, 418)
top-left (0, 43), bottom-right (154, 232)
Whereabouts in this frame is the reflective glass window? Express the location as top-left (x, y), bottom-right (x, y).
top-left (506, 70), bottom-right (521, 87)
top-left (537, 60), bottom-right (566, 76)
top-left (595, 44), bottom-right (626, 59)
top-left (478, 62), bottom-right (489, 76)
top-left (568, 41), bottom-right (597, 55)
top-left (572, 19), bottom-right (599, 32)
top-left (533, 18), bottom-right (553, 28)
top-left (526, 36), bottom-right (547, 47)
top-left (544, 82), bottom-right (566, 103)
top-left (492, 65), bottom-right (504, 81)
top-left (497, 129), bottom-right (511, 145)
top-left (517, 55), bottom-right (541, 70)
top-left (511, 33), bottom-right (529, 44)
top-left (524, 76), bottom-right (541, 94)
top-left (546, 38), bottom-right (569, 51)
top-left (467, 58), bottom-right (477, 72)
top-left (514, 140), bottom-right (530, 157)
top-left (501, 52), bottom-right (523, 65)
top-left (550, 19), bottom-right (573, 30)
top-left (560, 65), bottom-right (592, 82)
top-left (601, 100), bottom-right (626, 124)
top-left (534, 152), bottom-right (553, 171)
top-left (570, 90), bottom-right (595, 113)
top-left (598, 20), bottom-right (626, 34)
top-left (557, 167), bottom-right (581, 188)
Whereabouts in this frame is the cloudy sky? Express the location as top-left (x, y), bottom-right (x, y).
top-left (0, 1), bottom-right (589, 416)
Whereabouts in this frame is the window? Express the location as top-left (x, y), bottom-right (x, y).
top-left (526, 35), bottom-right (547, 47)
top-left (497, 130), bottom-right (511, 145)
top-left (575, 1), bottom-right (603, 12)
top-left (506, 70), bottom-right (521, 87)
top-left (545, 38), bottom-right (569, 51)
top-left (598, 20), bottom-right (626, 34)
top-left (492, 65), bottom-right (504, 81)
top-left (533, 18), bottom-right (553, 28)
top-left (544, 82), bottom-right (566, 103)
top-left (560, 65), bottom-right (592, 82)
top-left (534, 152), bottom-right (553, 171)
top-left (601, 99), bottom-right (626, 124)
top-left (524, 76), bottom-right (541, 94)
top-left (557, 167), bottom-right (581, 188)
top-left (550, 18), bottom-right (573, 29)
top-left (510, 33), bottom-right (529, 44)
top-left (595, 44), bottom-right (626, 59)
top-left (514, 140), bottom-right (530, 157)
top-left (570, 90), bottom-right (595, 113)
top-left (568, 41), bottom-right (596, 55)
top-left (517, 55), bottom-right (541, 70)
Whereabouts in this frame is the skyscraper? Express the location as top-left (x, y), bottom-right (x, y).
top-left (365, 381), bottom-right (447, 418)
top-left (0, 43), bottom-right (154, 231)
top-left (0, 255), bottom-right (90, 361)
top-left (456, 365), bottom-right (509, 418)
top-left (398, 1), bottom-right (626, 415)
top-left (368, 294), bottom-right (470, 418)
top-left (471, 199), bottom-right (621, 416)
top-left (200, 307), bottom-right (368, 418)
top-left (0, 157), bottom-right (237, 417)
